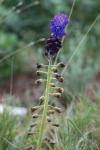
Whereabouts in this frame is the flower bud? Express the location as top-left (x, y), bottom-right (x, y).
top-left (36, 71), bottom-right (41, 76)
top-left (56, 87), bottom-right (64, 93)
top-left (53, 93), bottom-right (61, 98)
top-left (50, 83), bottom-right (56, 87)
top-left (30, 123), bottom-right (37, 128)
top-left (39, 96), bottom-right (45, 104)
top-left (54, 73), bottom-right (61, 79)
top-left (58, 76), bottom-right (64, 82)
top-left (52, 123), bottom-right (59, 127)
top-left (31, 106), bottom-right (39, 113)
top-left (52, 67), bottom-right (58, 73)
top-left (53, 107), bottom-right (62, 113)
top-left (35, 79), bottom-right (44, 85)
top-left (47, 116), bottom-right (52, 122)
top-left (58, 62), bottom-right (65, 68)
top-left (54, 73), bottom-right (64, 82)
top-left (48, 110), bottom-right (55, 115)
top-left (32, 114), bottom-right (39, 118)
top-left (37, 63), bottom-right (43, 69)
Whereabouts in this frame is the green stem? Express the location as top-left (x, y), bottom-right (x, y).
top-left (36, 60), bottom-right (52, 150)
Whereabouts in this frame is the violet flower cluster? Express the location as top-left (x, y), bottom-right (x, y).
top-left (45, 13), bottom-right (69, 57)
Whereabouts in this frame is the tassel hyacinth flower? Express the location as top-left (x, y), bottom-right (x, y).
top-left (25, 13), bottom-right (69, 150)
top-left (45, 13), bottom-right (69, 57)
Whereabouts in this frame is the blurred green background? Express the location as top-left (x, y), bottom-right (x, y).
top-left (0, 1), bottom-right (100, 149)
top-left (0, 0), bottom-right (100, 101)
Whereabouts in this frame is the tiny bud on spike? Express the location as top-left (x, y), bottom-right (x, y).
top-left (47, 116), bottom-right (52, 122)
top-left (39, 96), bottom-right (45, 104)
top-left (35, 79), bottom-right (43, 85)
top-left (37, 63), bottom-right (43, 69)
top-left (52, 67), bottom-right (58, 73)
top-left (53, 93), bottom-right (61, 98)
top-left (48, 110), bottom-right (55, 115)
top-left (54, 73), bottom-right (61, 79)
top-left (50, 83), bottom-right (56, 87)
top-left (31, 106), bottom-right (39, 113)
top-left (30, 123), bottom-right (37, 128)
top-left (56, 87), bottom-right (64, 93)
top-left (36, 71), bottom-right (41, 76)
top-left (58, 76), bottom-right (64, 82)
top-left (53, 107), bottom-right (62, 113)
top-left (39, 95), bottom-right (45, 100)
top-left (54, 73), bottom-right (64, 82)
top-left (58, 62), bottom-right (65, 68)
top-left (52, 123), bottom-right (59, 127)
top-left (32, 114), bottom-right (39, 118)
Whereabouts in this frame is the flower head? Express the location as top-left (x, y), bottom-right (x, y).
top-left (50, 13), bottom-right (69, 37)
top-left (44, 13), bottom-right (68, 57)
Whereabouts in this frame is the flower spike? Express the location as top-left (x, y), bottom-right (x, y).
top-left (26, 13), bottom-right (67, 150)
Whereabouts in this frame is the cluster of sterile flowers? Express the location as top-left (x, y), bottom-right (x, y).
top-left (45, 13), bottom-right (69, 57)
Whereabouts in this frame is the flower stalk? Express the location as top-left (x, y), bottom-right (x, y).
top-left (36, 60), bottom-right (52, 150)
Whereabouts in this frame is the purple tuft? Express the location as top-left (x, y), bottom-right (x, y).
top-left (50, 13), bottom-right (69, 37)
